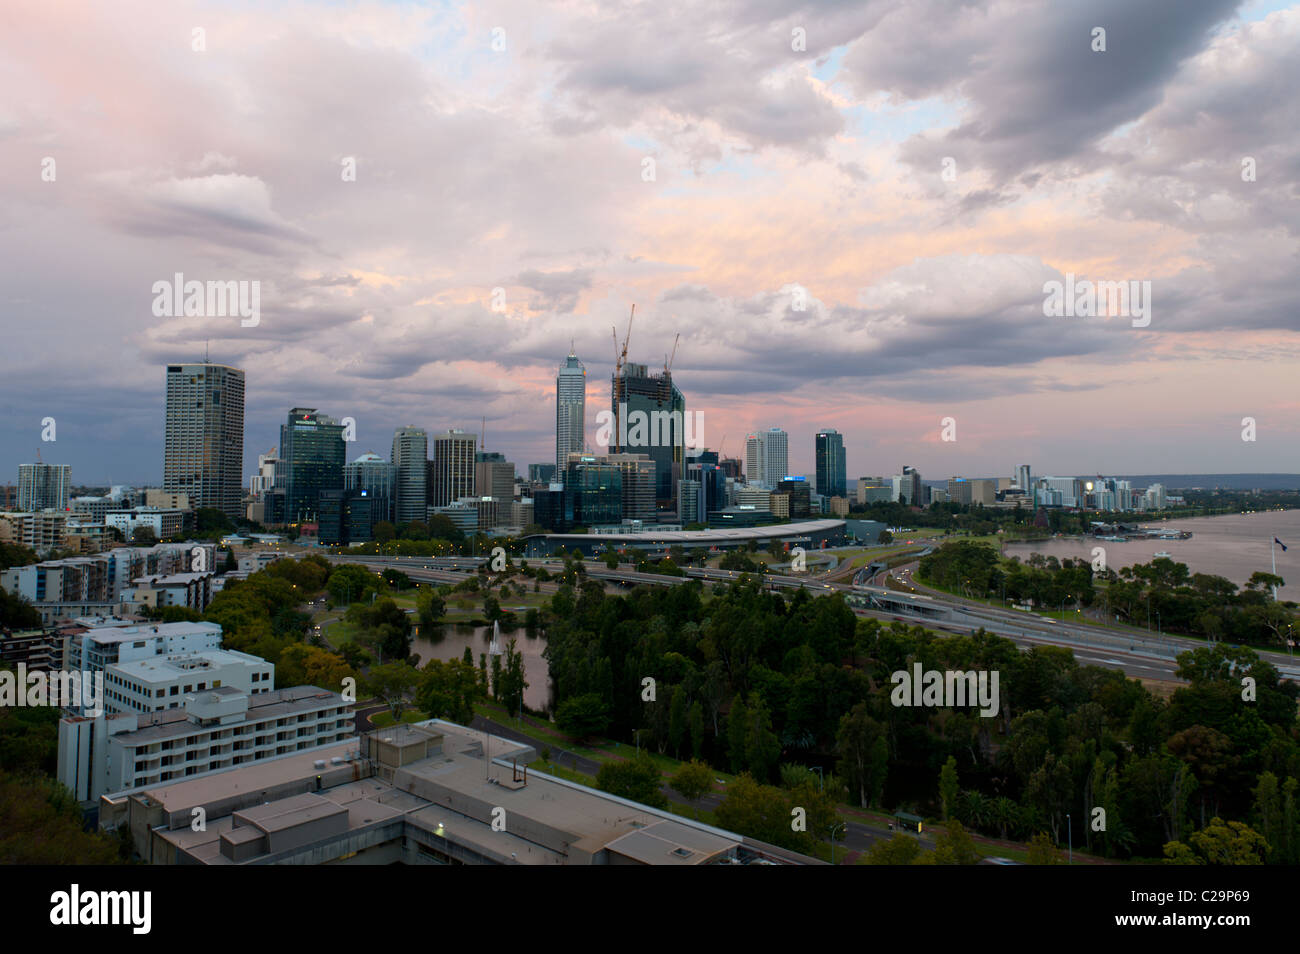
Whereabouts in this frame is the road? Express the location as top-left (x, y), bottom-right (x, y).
top-left (323, 552), bottom-right (1300, 684)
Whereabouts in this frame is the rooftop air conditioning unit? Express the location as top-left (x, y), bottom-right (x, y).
top-left (314, 760), bottom-right (326, 769)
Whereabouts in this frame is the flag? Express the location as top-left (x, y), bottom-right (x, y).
top-left (1276, 538), bottom-right (1289, 552)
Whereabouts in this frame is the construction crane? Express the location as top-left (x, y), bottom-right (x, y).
top-left (612, 304), bottom-right (635, 452)
top-left (664, 332), bottom-right (680, 376)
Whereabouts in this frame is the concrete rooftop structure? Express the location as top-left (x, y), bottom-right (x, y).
top-left (108, 719), bottom-right (812, 866)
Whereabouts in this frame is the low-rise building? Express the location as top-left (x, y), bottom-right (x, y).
top-left (101, 719), bottom-right (811, 866)
top-left (104, 649), bottom-right (273, 715)
top-left (60, 685), bottom-right (354, 803)
top-left (123, 571), bottom-right (216, 613)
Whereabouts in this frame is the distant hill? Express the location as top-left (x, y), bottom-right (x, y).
top-left (921, 474), bottom-right (1300, 491)
top-left (1114, 474), bottom-right (1300, 491)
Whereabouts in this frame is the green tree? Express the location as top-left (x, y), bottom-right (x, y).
top-left (668, 685), bottom-right (688, 759)
top-left (596, 754), bottom-right (667, 808)
top-left (688, 700), bottom-right (705, 760)
top-left (670, 759), bottom-right (714, 814)
top-left (1164, 817), bottom-right (1270, 865)
top-left (365, 661), bottom-right (420, 720)
top-left (726, 695), bottom-right (750, 774)
top-left (836, 703), bottom-right (888, 808)
top-left (939, 756), bottom-right (959, 821)
top-left (744, 693), bottom-right (781, 782)
top-left (925, 819), bottom-right (981, 865)
top-left (867, 832), bottom-right (921, 865)
top-left (416, 658), bottom-right (481, 725)
top-left (555, 693), bottom-right (611, 741)
top-left (1026, 832), bottom-right (1063, 865)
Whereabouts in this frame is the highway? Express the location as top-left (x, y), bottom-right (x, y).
top-left (323, 552), bottom-right (1300, 684)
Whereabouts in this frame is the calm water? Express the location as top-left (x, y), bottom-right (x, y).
top-left (411, 622), bottom-right (551, 711)
top-left (1002, 509), bottom-right (1300, 599)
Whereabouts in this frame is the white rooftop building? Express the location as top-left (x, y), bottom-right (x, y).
top-left (104, 649), bottom-right (273, 715)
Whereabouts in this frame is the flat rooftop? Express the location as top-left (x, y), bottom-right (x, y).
top-left (102, 686), bottom-right (347, 746)
top-left (141, 719), bottom-right (757, 865)
top-left (82, 621), bottom-right (222, 644)
top-left (111, 649), bottom-right (264, 683)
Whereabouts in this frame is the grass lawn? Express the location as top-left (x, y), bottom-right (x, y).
top-left (371, 709), bottom-right (431, 728)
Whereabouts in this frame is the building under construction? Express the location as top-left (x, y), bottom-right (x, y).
top-left (610, 307), bottom-right (686, 511)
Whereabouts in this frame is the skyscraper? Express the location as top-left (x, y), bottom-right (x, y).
top-left (391, 427), bottom-right (428, 525)
top-left (163, 362), bottom-right (245, 520)
top-left (475, 451), bottom-right (517, 501)
top-left (17, 462), bottom-right (71, 512)
top-left (815, 429), bottom-right (846, 498)
top-left (745, 433), bottom-right (763, 486)
top-left (611, 361), bottom-right (685, 508)
top-left (556, 349), bottom-right (586, 471)
top-left (280, 408), bottom-right (345, 523)
top-left (345, 452), bottom-right (398, 524)
top-left (431, 430), bottom-right (476, 508)
top-left (763, 427), bottom-right (788, 488)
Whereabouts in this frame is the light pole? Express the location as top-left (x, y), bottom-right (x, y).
top-left (810, 765), bottom-right (824, 793)
top-left (829, 821), bottom-right (846, 865)
top-left (1066, 813), bottom-right (1073, 865)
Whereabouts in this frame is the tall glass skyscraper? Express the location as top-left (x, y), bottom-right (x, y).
top-left (345, 452), bottom-right (398, 524)
top-left (163, 362), bottom-right (245, 520)
top-left (280, 408), bottom-right (345, 523)
top-left (612, 361), bottom-right (685, 507)
top-left (556, 349), bottom-right (586, 471)
top-left (815, 429), bottom-right (846, 498)
top-left (391, 427), bottom-right (428, 525)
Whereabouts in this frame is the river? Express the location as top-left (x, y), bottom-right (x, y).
top-left (1002, 509), bottom-right (1300, 599)
top-left (410, 622), bottom-right (551, 711)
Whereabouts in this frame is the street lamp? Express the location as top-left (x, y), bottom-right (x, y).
top-left (1066, 813), bottom-right (1073, 865)
top-left (829, 821), bottom-right (846, 865)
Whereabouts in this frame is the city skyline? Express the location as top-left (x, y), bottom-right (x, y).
top-left (3, 1), bottom-right (1297, 484)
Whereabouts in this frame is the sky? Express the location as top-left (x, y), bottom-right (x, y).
top-left (2, 0), bottom-right (1298, 486)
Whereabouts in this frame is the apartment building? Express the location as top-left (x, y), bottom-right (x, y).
top-left (103, 649), bottom-right (273, 715)
top-left (58, 685), bottom-right (355, 802)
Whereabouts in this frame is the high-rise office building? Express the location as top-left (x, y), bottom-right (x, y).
top-left (893, 465), bottom-right (923, 506)
top-left (528, 463), bottom-right (557, 484)
top-left (390, 427), bottom-right (428, 525)
top-left (574, 452), bottom-right (656, 523)
top-left (431, 430), bottom-right (476, 508)
top-left (686, 460), bottom-right (726, 520)
top-left (745, 433), bottom-right (763, 486)
top-left (475, 451), bottom-right (516, 501)
top-left (815, 430), bottom-right (846, 499)
top-left (249, 448), bottom-right (281, 495)
top-left (776, 477), bottom-right (811, 519)
top-left (556, 350), bottom-right (587, 471)
top-left (559, 457), bottom-right (622, 530)
top-left (1017, 464), bottom-right (1032, 495)
top-left (763, 428), bottom-right (789, 489)
top-left (345, 453), bottom-right (398, 524)
top-left (280, 408), bottom-right (345, 523)
top-left (611, 361), bottom-right (685, 508)
top-left (17, 463), bottom-right (71, 512)
top-left (163, 363), bottom-right (245, 520)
